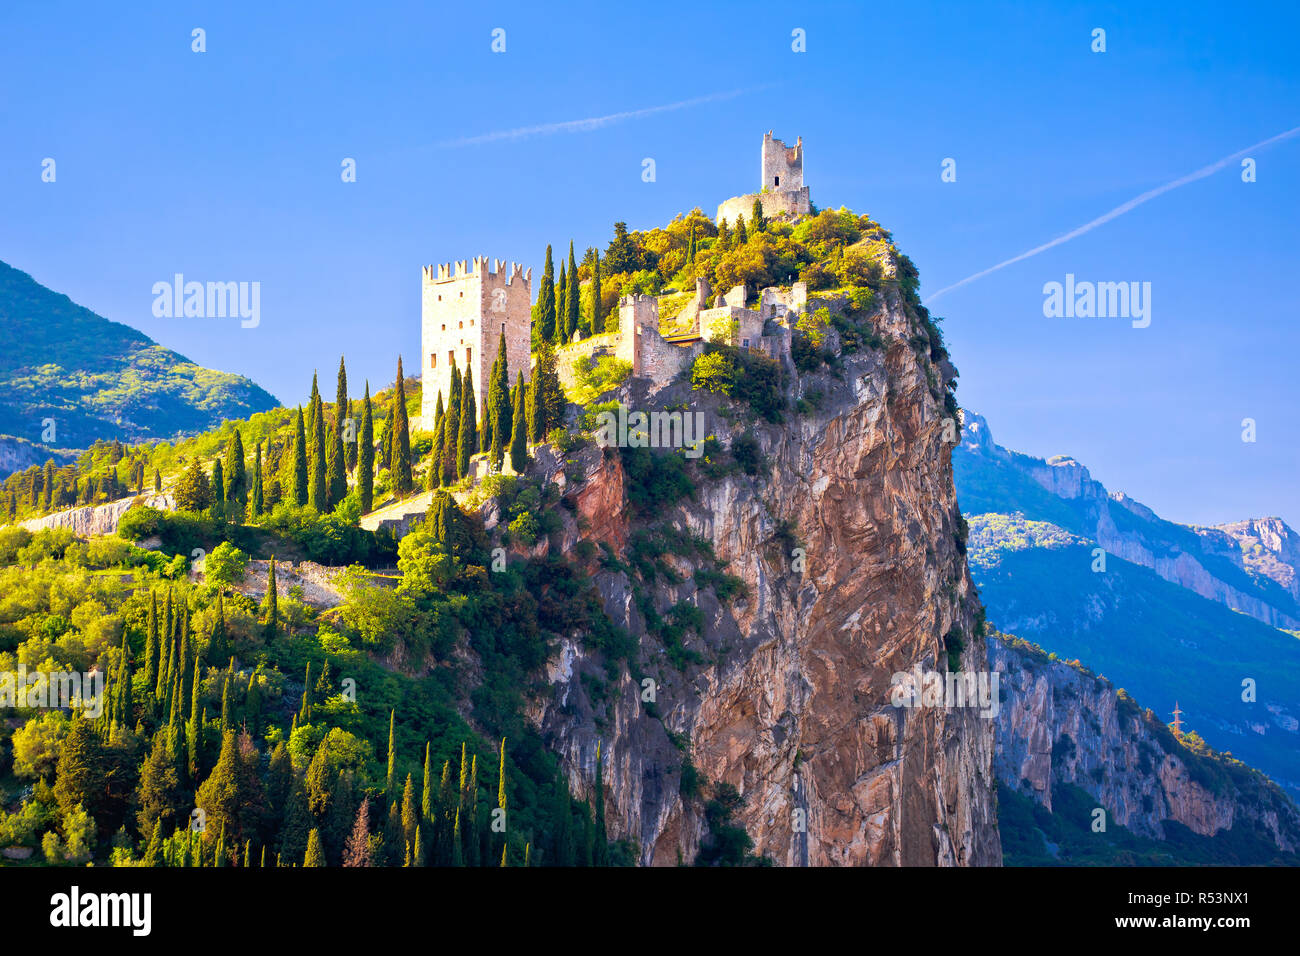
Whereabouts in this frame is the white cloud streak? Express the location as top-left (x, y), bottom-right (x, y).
top-left (438, 88), bottom-right (761, 148)
top-left (924, 123), bottom-right (1300, 305)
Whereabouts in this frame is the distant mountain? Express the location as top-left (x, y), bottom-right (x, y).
top-left (957, 411), bottom-right (1300, 629)
top-left (0, 260), bottom-right (278, 459)
top-left (955, 412), bottom-right (1300, 799)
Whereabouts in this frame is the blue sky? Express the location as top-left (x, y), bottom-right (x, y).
top-left (2, 0), bottom-right (1297, 527)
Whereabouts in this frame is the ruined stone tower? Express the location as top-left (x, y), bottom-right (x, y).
top-left (420, 257), bottom-right (532, 432)
top-left (717, 132), bottom-right (812, 225)
top-left (761, 131), bottom-right (803, 191)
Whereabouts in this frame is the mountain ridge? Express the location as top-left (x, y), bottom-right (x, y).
top-left (0, 259), bottom-right (279, 459)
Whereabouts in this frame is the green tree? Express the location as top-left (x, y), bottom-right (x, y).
top-left (488, 337), bottom-right (510, 470)
top-left (144, 591), bottom-right (159, 688)
top-left (223, 429), bottom-right (247, 522)
top-left (534, 244), bottom-right (557, 344)
top-left (196, 730), bottom-right (266, 850)
top-left (262, 557), bottom-right (279, 640)
top-left (441, 362), bottom-right (461, 485)
top-left (391, 357), bottom-right (413, 495)
top-left (291, 406), bottom-right (309, 507)
top-left (211, 459), bottom-right (226, 520)
top-left (326, 429), bottom-right (347, 509)
top-left (309, 397), bottom-right (328, 512)
top-left (590, 248), bottom-right (604, 333)
top-left (509, 372), bottom-right (527, 473)
top-left (303, 828), bottom-right (326, 867)
top-left (251, 441), bottom-right (264, 516)
top-left (174, 458), bottom-right (211, 512)
top-left (564, 241), bottom-right (580, 342)
top-left (429, 390), bottom-right (445, 490)
top-left (529, 344), bottom-right (563, 441)
top-left (358, 383), bottom-right (374, 512)
top-left (457, 367), bottom-right (476, 478)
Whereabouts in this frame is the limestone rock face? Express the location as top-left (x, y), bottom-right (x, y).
top-left (22, 493), bottom-right (174, 538)
top-left (525, 287), bottom-right (1000, 866)
top-left (991, 636), bottom-right (1300, 851)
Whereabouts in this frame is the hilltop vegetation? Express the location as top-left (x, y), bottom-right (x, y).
top-left (0, 260), bottom-right (278, 453)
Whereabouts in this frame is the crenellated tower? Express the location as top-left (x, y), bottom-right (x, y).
top-left (420, 257), bottom-right (532, 432)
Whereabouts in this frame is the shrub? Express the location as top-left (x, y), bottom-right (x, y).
top-left (204, 540), bottom-right (249, 588)
top-left (731, 433), bottom-right (761, 476)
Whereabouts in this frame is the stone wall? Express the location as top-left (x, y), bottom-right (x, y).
top-left (716, 187), bottom-right (811, 226)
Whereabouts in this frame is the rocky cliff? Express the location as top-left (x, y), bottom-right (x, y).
top-left (519, 279), bottom-right (1001, 866)
top-left (991, 633), bottom-right (1300, 852)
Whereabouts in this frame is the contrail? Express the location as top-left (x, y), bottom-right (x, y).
top-left (924, 123), bottom-right (1300, 305)
top-left (439, 88), bottom-right (764, 148)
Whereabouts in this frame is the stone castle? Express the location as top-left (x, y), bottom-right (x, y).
top-left (715, 131), bottom-right (810, 225)
top-left (418, 133), bottom-right (815, 429)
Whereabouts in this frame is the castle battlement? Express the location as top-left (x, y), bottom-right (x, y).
top-left (423, 259), bottom-right (532, 284)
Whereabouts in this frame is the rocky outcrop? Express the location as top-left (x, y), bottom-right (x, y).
top-left (21, 493), bottom-right (174, 538)
top-left (991, 634), bottom-right (1300, 851)
top-left (523, 283), bottom-right (1000, 866)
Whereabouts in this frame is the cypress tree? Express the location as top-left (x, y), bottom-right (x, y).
top-left (565, 241), bottom-right (580, 342)
top-left (251, 441), bottom-right (264, 516)
top-left (358, 383), bottom-right (374, 512)
top-left (556, 261), bottom-right (567, 344)
top-left (529, 344), bottom-right (562, 442)
top-left (391, 357), bottom-right (413, 495)
top-left (385, 710), bottom-right (397, 804)
top-left (591, 248), bottom-right (603, 333)
top-left (401, 774), bottom-right (418, 847)
top-left (735, 213), bottom-right (748, 245)
top-left (291, 407), bottom-right (308, 507)
top-left (262, 557), bottom-right (279, 640)
top-left (466, 754), bottom-right (480, 867)
top-left (326, 429), bottom-right (346, 509)
top-left (421, 743), bottom-right (433, 826)
top-left (534, 244), bottom-right (556, 344)
top-left (153, 468), bottom-right (162, 492)
top-left (488, 337), bottom-right (510, 470)
top-left (413, 826), bottom-right (426, 867)
top-left (509, 372), bottom-right (527, 474)
top-left (223, 430), bottom-right (247, 522)
top-left (334, 356), bottom-right (348, 437)
top-left (309, 398), bottom-right (327, 512)
top-left (457, 367), bottom-right (476, 478)
top-left (428, 391), bottom-right (445, 490)
top-left (441, 362), bottom-right (461, 485)
top-left (211, 459), bottom-right (225, 519)
top-left (550, 765), bottom-right (573, 867)
top-left (303, 829), bottom-right (325, 867)
top-left (144, 591), bottom-right (159, 689)
top-left (452, 807), bottom-right (464, 867)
